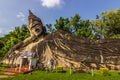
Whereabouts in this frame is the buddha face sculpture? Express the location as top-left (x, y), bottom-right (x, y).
top-left (28, 10), bottom-right (43, 36)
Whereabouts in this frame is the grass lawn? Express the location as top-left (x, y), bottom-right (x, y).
top-left (0, 69), bottom-right (120, 80)
top-left (0, 64), bottom-right (120, 80)
top-left (0, 64), bottom-right (7, 75)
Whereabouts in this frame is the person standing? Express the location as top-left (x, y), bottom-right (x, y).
top-left (49, 59), bottom-right (54, 72)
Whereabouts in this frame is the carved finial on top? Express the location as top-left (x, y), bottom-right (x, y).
top-left (29, 10), bottom-right (34, 17)
top-left (28, 10), bottom-right (41, 21)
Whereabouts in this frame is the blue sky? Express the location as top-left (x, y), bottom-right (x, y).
top-left (0, 0), bottom-right (120, 37)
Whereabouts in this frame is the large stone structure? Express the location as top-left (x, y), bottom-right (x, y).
top-left (2, 10), bottom-right (46, 67)
top-left (2, 11), bottom-right (120, 71)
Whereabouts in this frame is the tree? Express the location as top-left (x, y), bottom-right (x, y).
top-left (75, 20), bottom-right (95, 39)
top-left (0, 38), bottom-right (4, 49)
top-left (70, 14), bottom-right (81, 33)
top-left (54, 17), bottom-right (70, 32)
top-left (0, 24), bottom-right (30, 59)
top-left (54, 14), bottom-right (95, 38)
top-left (46, 24), bottom-right (55, 33)
top-left (93, 9), bottom-right (120, 38)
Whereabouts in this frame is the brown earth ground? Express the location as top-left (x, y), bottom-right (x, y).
top-left (0, 72), bottom-right (14, 78)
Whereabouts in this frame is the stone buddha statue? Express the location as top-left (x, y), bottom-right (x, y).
top-left (3, 10), bottom-right (46, 61)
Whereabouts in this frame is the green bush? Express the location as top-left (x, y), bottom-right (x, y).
top-left (55, 66), bottom-right (66, 73)
top-left (100, 68), bottom-right (109, 76)
top-left (0, 63), bottom-right (7, 71)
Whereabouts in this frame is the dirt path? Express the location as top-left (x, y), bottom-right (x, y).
top-left (0, 75), bottom-right (14, 78)
top-left (0, 72), bottom-right (15, 78)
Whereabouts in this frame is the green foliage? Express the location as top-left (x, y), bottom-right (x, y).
top-left (110, 34), bottom-right (120, 39)
top-left (0, 63), bottom-right (7, 71)
top-left (74, 20), bottom-right (95, 39)
top-left (46, 24), bottom-right (55, 33)
top-left (50, 9), bottom-right (120, 38)
top-left (0, 38), bottom-right (4, 49)
top-left (55, 66), bottom-right (64, 72)
top-left (0, 70), bottom-right (120, 80)
top-left (100, 68), bottom-right (109, 76)
top-left (93, 8), bottom-right (120, 38)
top-left (54, 14), bottom-right (95, 39)
top-left (0, 24), bottom-right (30, 59)
top-left (70, 14), bottom-right (81, 32)
top-left (75, 27), bottom-right (94, 39)
top-left (54, 17), bottom-right (70, 32)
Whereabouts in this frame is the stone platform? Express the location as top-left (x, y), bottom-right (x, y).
top-left (4, 66), bottom-right (33, 74)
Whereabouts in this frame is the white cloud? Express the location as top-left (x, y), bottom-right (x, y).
top-left (41, 0), bottom-right (64, 8)
top-left (17, 12), bottom-right (25, 21)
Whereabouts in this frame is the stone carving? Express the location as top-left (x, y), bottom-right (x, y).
top-left (2, 10), bottom-right (46, 62)
top-left (2, 10), bottom-right (120, 71)
top-left (28, 10), bottom-right (45, 36)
